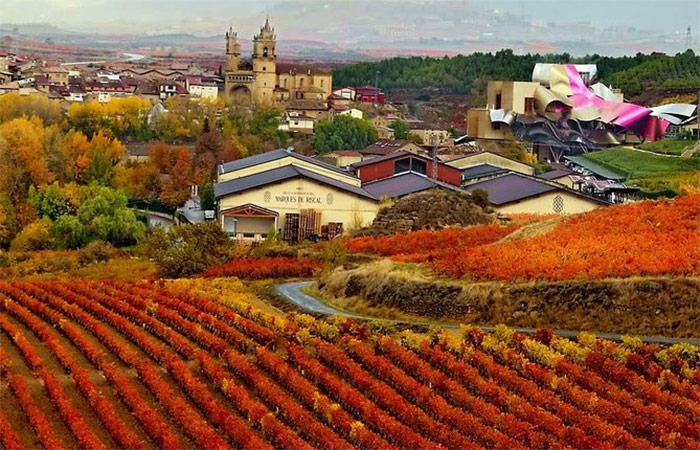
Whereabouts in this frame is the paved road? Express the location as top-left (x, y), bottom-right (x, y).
top-left (275, 281), bottom-right (700, 346)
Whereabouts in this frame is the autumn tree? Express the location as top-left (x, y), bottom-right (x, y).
top-left (0, 93), bottom-right (62, 125)
top-left (87, 130), bottom-right (126, 184)
top-left (67, 101), bottom-right (104, 137)
top-left (113, 163), bottom-right (162, 200)
top-left (147, 141), bottom-right (172, 173)
top-left (59, 129), bottom-right (126, 185)
top-left (0, 117), bottom-right (54, 204)
top-left (160, 147), bottom-right (193, 208)
top-left (194, 129), bottom-right (225, 178)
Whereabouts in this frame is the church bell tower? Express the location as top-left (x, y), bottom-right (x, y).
top-left (252, 17), bottom-right (277, 104)
top-left (225, 27), bottom-right (240, 72)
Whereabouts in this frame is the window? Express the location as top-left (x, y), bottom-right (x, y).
top-left (524, 97), bottom-right (535, 114)
top-left (394, 158), bottom-right (411, 174)
top-left (243, 232), bottom-right (255, 238)
top-left (263, 47), bottom-right (268, 57)
top-left (411, 158), bottom-right (427, 175)
top-left (320, 79), bottom-right (324, 88)
top-left (263, 67), bottom-right (266, 71)
top-left (299, 78), bottom-right (304, 87)
top-left (495, 93), bottom-right (502, 109)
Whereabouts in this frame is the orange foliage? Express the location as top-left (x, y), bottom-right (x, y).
top-left (344, 224), bottom-right (520, 263)
top-left (504, 213), bottom-right (559, 222)
top-left (434, 195), bottom-right (700, 281)
top-left (202, 257), bottom-right (322, 279)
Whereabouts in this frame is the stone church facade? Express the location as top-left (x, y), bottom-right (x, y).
top-left (224, 19), bottom-right (333, 106)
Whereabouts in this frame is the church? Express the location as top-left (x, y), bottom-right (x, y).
top-left (224, 19), bottom-right (333, 106)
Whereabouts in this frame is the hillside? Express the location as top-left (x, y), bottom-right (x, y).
top-left (333, 49), bottom-right (700, 105)
top-left (583, 147), bottom-right (700, 179)
top-left (344, 195), bottom-right (700, 282)
top-left (1, 279), bottom-right (699, 450)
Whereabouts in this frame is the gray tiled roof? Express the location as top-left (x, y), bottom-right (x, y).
top-left (215, 165), bottom-right (376, 200)
top-left (464, 173), bottom-right (558, 205)
top-left (219, 148), bottom-right (352, 177)
top-left (460, 164), bottom-right (508, 181)
top-left (363, 173), bottom-right (437, 198)
top-left (564, 156), bottom-right (626, 181)
top-left (350, 151), bottom-right (413, 168)
top-left (539, 168), bottom-right (574, 180)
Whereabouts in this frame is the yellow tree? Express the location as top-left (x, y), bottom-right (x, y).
top-left (0, 117), bottom-right (54, 203)
top-left (60, 130), bottom-right (92, 183)
top-left (68, 101), bottom-right (104, 137)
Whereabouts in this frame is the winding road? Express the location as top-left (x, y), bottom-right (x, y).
top-left (275, 281), bottom-right (700, 346)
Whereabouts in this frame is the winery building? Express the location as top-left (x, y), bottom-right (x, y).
top-left (215, 149), bottom-right (379, 242)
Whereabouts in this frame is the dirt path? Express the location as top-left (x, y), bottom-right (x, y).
top-left (275, 281), bottom-right (700, 346)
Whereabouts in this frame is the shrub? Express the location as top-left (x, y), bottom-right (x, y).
top-left (0, 249), bottom-right (11, 267)
top-left (78, 240), bottom-right (116, 267)
top-left (141, 222), bottom-right (232, 278)
top-left (10, 221), bottom-right (54, 252)
top-left (470, 189), bottom-right (490, 209)
top-left (251, 240), bottom-right (298, 259)
top-left (202, 257), bottom-right (321, 279)
top-left (344, 224), bottom-right (519, 262)
top-left (51, 215), bottom-right (87, 249)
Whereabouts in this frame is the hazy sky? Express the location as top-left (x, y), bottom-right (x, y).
top-left (2, 0), bottom-right (698, 35)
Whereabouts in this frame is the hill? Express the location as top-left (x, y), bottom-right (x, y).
top-left (344, 195), bottom-right (700, 282)
top-left (333, 49), bottom-right (700, 105)
top-left (583, 147), bottom-right (700, 180)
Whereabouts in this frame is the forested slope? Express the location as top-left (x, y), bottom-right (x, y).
top-left (333, 49), bottom-right (700, 103)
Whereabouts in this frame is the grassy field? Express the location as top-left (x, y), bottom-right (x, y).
top-left (583, 147), bottom-right (700, 179)
top-left (638, 139), bottom-right (695, 156)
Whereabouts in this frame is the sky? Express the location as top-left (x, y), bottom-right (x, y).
top-left (1, 0), bottom-right (698, 36)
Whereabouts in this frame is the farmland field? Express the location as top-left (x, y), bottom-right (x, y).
top-left (1, 279), bottom-right (699, 450)
top-left (582, 147), bottom-right (700, 179)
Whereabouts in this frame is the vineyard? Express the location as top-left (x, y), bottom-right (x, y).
top-left (345, 195), bottom-right (700, 281)
top-left (1, 279), bottom-right (699, 449)
top-left (202, 257), bottom-right (322, 279)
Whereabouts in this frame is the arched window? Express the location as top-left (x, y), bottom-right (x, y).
top-left (263, 47), bottom-right (269, 57)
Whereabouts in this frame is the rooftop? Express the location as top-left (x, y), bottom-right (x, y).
top-left (362, 172), bottom-right (438, 198)
top-left (460, 164), bottom-right (508, 181)
top-left (539, 168), bottom-right (574, 180)
top-left (219, 148), bottom-right (353, 178)
top-left (359, 139), bottom-right (415, 156)
top-left (565, 155), bottom-right (626, 181)
top-left (215, 165), bottom-right (375, 200)
top-left (464, 173), bottom-right (559, 205)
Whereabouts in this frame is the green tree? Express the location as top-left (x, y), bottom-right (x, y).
top-left (141, 222), bottom-right (231, 278)
top-left (313, 115), bottom-right (378, 154)
top-left (388, 120), bottom-right (410, 139)
top-left (199, 178), bottom-right (215, 211)
top-left (29, 183), bottom-right (77, 221)
top-left (52, 215), bottom-right (87, 249)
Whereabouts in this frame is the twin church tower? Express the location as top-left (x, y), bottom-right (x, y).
top-left (223, 19), bottom-right (332, 106)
